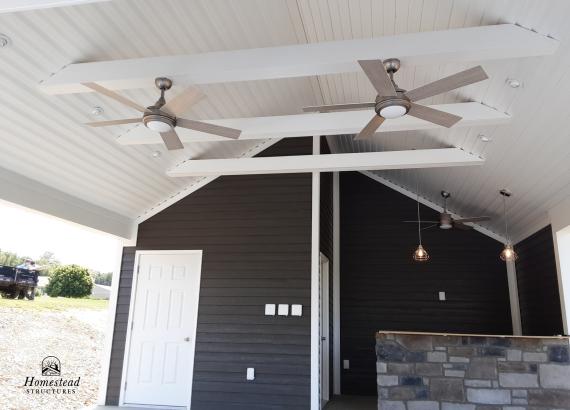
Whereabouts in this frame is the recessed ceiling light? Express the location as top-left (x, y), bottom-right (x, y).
top-left (151, 150), bottom-right (162, 159)
top-left (91, 106), bottom-right (104, 116)
top-left (478, 134), bottom-right (492, 142)
top-left (506, 78), bottom-right (522, 88)
top-left (0, 34), bottom-right (10, 48)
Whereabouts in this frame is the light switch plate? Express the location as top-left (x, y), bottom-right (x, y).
top-left (439, 291), bottom-right (446, 301)
top-left (264, 304), bottom-right (276, 316)
top-left (291, 304), bottom-right (303, 316)
top-left (343, 360), bottom-right (350, 369)
top-left (278, 304), bottom-right (289, 316)
top-left (246, 367), bottom-right (255, 381)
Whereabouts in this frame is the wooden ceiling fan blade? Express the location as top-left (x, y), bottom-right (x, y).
top-left (405, 66), bottom-right (488, 102)
top-left (160, 129), bottom-right (184, 150)
top-left (82, 82), bottom-right (146, 113)
top-left (358, 60), bottom-right (397, 97)
top-left (177, 118), bottom-right (241, 139)
top-left (85, 118), bottom-right (140, 127)
top-left (163, 86), bottom-right (205, 116)
top-left (454, 216), bottom-right (490, 223)
top-left (354, 115), bottom-right (384, 140)
top-left (408, 103), bottom-right (462, 128)
top-left (454, 222), bottom-right (473, 230)
top-left (303, 102), bottom-right (376, 113)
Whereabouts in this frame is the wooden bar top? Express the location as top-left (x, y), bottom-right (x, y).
top-left (376, 330), bottom-right (569, 339)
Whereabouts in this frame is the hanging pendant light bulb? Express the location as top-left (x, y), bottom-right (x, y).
top-left (499, 189), bottom-right (518, 262)
top-left (413, 175), bottom-right (429, 262)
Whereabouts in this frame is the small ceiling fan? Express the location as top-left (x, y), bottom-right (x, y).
top-left (84, 77), bottom-right (242, 150)
top-left (404, 190), bottom-right (490, 231)
top-left (303, 58), bottom-right (488, 140)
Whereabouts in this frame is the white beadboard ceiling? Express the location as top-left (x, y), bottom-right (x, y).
top-left (0, 0), bottom-right (568, 242)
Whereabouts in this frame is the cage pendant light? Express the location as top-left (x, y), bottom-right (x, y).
top-left (499, 189), bottom-right (518, 262)
top-left (413, 177), bottom-right (430, 262)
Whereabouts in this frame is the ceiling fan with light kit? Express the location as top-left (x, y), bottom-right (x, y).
top-left (404, 190), bottom-right (490, 231)
top-left (303, 58), bottom-right (489, 140)
top-left (84, 77), bottom-right (242, 150)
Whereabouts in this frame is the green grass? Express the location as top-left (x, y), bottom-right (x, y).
top-left (0, 295), bottom-right (108, 311)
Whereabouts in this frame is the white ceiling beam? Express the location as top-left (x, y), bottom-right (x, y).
top-left (167, 148), bottom-right (483, 177)
top-left (0, 0), bottom-right (110, 13)
top-left (117, 102), bottom-right (509, 145)
top-left (0, 166), bottom-right (135, 240)
top-left (39, 24), bottom-right (558, 95)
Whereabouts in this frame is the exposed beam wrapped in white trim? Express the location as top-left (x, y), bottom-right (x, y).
top-left (39, 24), bottom-right (558, 95)
top-left (0, 0), bottom-right (110, 13)
top-left (167, 148), bottom-right (484, 177)
top-left (117, 102), bottom-right (509, 145)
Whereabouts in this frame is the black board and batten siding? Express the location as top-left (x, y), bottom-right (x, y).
top-left (339, 172), bottom-right (512, 395)
top-left (515, 225), bottom-right (564, 336)
top-left (106, 138), bottom-right (313, 409)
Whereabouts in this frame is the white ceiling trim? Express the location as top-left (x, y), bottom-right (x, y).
top-left (135, 138), bottom-right (281, 224)
top-left (0, 0), bottom-right (110, 13)
top-left (117, 102), bottom-right (509, 145)
top-left (360, 171), bottom-right (506, 244)
top-left (38, 24), bottom-right (558, 95)
top-left (167, 148), bottom-right (483, 177)
top-left (0, 165), bottom-right (134, 239)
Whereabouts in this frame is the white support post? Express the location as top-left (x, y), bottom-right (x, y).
top-left (505, 260), bottom-right (522, 335)
top-left (97, 240), bottom-right (128, 404)
top-left (311, 136), bottom-right (321, 410)
top-left (332, 172), bottom-right (341, 395)
top-left (549, 198), bottom-right (570, 335)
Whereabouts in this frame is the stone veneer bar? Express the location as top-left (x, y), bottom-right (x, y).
top-left (376, 331), bottom-right (570, 410)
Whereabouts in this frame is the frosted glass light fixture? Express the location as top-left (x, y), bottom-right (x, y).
top-left (499, 189), bottom-right (518, 262)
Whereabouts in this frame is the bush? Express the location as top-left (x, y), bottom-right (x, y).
top-left (45, 264), bottom-right (93, 298)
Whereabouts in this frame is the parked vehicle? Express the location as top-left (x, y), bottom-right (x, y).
top-left (0, 265), bottom-right (38, 300)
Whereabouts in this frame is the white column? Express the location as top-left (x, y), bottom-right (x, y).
top-left (505, 260), bottom-right (522, 335)
top-left (550, 198), bottom-right (570, 335)
top-left (311, 136), bottom-right (321, 410)
top-left (332, 172), bottom-right (341, 395)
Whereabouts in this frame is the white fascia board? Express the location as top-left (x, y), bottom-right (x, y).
top-left (39, 24), bottom-right (558, 94)
top-left (167, 148), bottom-right (484, 178)
top-left (0, 165), bottom-right (135, 239)
top-left (117, 102), bottom-right (509, 145)
top-left (0, 0), bottom-right (111, 13)
top-left (360, 170), bottom-right (506, 243)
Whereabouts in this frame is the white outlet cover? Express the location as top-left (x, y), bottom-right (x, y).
top-left (264, 304), bottom-right (276, 316)
top-left (343, 359), bottom-right (350, 369)
top-left (291, 304), bottom-right (303, 316)
top-left (278, 304), bottom-right (289, 316)
top-left (439, 291), bottom-right (446, 301)
top-left (246, 367), bottom-right (255, 381)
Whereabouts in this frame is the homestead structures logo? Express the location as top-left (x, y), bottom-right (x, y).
top-left (23, 356), bottom-right (81, 395)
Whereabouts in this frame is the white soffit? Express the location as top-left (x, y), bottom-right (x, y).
top-left (39, 24), bottom-right (558, 94)
top-left (167, 148), bottom-right (484, 177)
top-left (117, 102), bottom-right (509, 145)
top-left (0, 0), bottom-right (110, 13)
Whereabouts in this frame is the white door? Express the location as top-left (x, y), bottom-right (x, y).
top-left (123, 251), bottom-right (202, 408)
top-left (320, 254), bottom-right (330, 408)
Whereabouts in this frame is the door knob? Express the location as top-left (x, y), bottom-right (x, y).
top-left (184, 337), bottom-right (191, 342)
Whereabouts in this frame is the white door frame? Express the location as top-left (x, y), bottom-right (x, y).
top-left (320, 253), bottom-right (330, 407)
top-left (119, 250), bottom-right (203, 409)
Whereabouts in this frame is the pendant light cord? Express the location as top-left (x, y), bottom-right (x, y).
top-left (503, 194), bottom-right (510, 244)
top-left (416, 173), bottom-right (422, 245)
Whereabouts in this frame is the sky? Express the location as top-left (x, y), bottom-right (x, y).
top-left (0, 200), bottom-right (121, 272)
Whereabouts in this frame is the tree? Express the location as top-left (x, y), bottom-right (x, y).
top-left (36, 251), bottom-right (60, 276)
top-left (0, 249), bottom-right (24, 267)
top-left (91, 271), bottom-right (112, 286)
top-left (45, 264), bottom-right (93, 298)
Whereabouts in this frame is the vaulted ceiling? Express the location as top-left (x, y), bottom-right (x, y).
top-left (0, 0), bottom-right (568, 242)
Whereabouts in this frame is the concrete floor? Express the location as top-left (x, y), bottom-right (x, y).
top-left (324, 395), bottom-right (377, 410)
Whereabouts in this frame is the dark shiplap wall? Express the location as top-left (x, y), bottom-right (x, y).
top-left (515, 225), bottom-right (564, 336)
top-left (106, 138), bottom-right (313, 409)
top-left (340, 172), bottom-right (512, 395)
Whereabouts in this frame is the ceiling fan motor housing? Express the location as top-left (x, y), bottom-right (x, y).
top-left (375, 93), bottom-right (411, 119)
top-left (440, 213), bottom-right (453, 229)
top-left (143, 110), bottom-right (176, 132)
